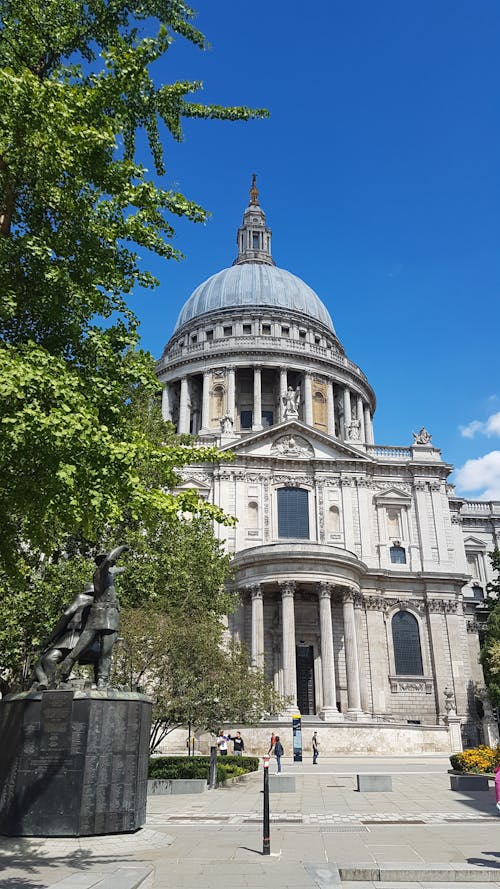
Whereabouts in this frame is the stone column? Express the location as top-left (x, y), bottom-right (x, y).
top-left (327, 380), bottom-right (335, 436)
top-left (364, 405), bottom-right (374, 444)
top-left (342, 589), bottom-right (363, 717)
top-left (280, 581), bottom-right (297, 709)
top-left (304, 372), bottom-right (313, 425)
top-left (357, 396), bottom-right (365, 442)
top-left (227, 367), bottom-right (236, 421)
top-left (253, 366), bottom-right (263, 431)
top-left (280, 368), bottom-right (288, 421)
top-left (201, 371), bottom-right (210, 431)
top-left (318, 583), bottom-right (342, 720)
top-left (161, 384), bottom-right (172, 422)
top-left (178, 376), bottom-right (190, 434)
top-left (343, 387), bottom-right (352, 437)
top-left (250, 584), bottom-right (264, 669)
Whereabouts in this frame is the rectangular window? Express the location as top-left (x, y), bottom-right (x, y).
top-left (299, 330), bottom-right (306, 341)
top-left (262, 324), bottom-right (271, 334)
top-left (191, 334), bottom-right (197, 343)
top-left (242, 323), bottom-right (252, 334)
top-left (240, 410), bottom-right (253, 429)
top-left (223, 325), bottom-right (233, 336)
top-left (262, 411), bottom-right (273, 428)
top-left (252, 232), bottom-right (260, 249)
top-left (281, 326), bottom-right (290, 336)
top-left (278, 488), bottom-right (309, 539)
top-left (206, 329), bottom-right (213, 341)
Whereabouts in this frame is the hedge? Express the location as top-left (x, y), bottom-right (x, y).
top-left (450, 745), bottom-right (500, 774)
top-left (148, 755), bottom-right (260, 784)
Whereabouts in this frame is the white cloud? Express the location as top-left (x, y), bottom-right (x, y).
top-left (459, 411), bottom-right (500, 439)
top-left (455, 450), bottom-right (500, 500)
top-left (486, 412), bottom-right (500, 436)
top-left (460, 420), bottom-right (485, 438)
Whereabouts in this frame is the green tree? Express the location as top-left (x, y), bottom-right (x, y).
top-left (480, 549), bottom-right (500, 706)
top-left (113, 608), bottom-right (285, 753)
top-left (0, 0), bottom-right (266, 573)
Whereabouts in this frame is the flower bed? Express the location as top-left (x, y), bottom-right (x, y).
top-left (450, 745), bottom-right (500, 774)
top-left (148, 755), bottom-right (259, 785)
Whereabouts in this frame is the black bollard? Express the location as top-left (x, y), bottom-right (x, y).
top-left (263, 754), bottom-right (270, 855)
top-left (209, 745), bottom-right (217, 789)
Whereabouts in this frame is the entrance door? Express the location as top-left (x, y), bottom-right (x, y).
top-left (296, 645), bottom-right (315, 715)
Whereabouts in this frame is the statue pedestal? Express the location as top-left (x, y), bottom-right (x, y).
top-left (0, 688), bottom-right (151, 836)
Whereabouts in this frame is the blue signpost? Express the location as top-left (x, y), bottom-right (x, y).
top-left (292, 714), bottom-right (302, 762)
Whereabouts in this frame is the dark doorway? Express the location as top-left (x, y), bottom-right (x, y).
top-left (296, 645), bottom-right (315, 715)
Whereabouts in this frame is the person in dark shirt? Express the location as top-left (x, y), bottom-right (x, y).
top-left (232, 731), bottom-right (245, 756)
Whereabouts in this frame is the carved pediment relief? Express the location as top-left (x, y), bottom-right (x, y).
top-left (270, 434), bottom-right (314, 458)
top-left (373, 486), bottom-right (412, 507)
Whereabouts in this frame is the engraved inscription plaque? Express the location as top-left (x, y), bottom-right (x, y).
top-left (0, 690), bottom-right (151, 837)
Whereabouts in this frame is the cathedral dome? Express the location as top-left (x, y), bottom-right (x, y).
top-left (174, 175), bottom-right (335, 334)
top-left (174, 262), bottom-right (335, 332)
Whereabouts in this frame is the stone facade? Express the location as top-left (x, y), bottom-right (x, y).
top-left (156, 181), bottom-right (500, 748)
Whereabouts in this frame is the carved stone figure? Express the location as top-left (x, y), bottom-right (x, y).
top-left (33, 583), bottom-right (96, 689)
top-left (443, 686), bottom-right (456, 714)
top-left (271, 434), bottom-right (314, 458)
top-left (220, 415), bottom-right (234, 434)
top-left (59, 544), bottom-right (128, 689)
top-left (346, 419), bottom-right (361, 440)
top-left (412, 427), bottom-right (432, 445)
top-left (282, 385), bottom-right (301, 418)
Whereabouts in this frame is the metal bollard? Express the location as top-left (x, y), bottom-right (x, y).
top-left (209, 745), bottom-right (217, 789)
top-left (262, 754), bottom-right (270, 855)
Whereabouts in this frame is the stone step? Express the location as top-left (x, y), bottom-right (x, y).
top-left (49, 865), bottom-right (153, 889)
top-left (338, 863), bottom-right (500, 882)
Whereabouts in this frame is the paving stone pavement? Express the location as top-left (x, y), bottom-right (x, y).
top-left (3, 757), bottom-right (500, 889)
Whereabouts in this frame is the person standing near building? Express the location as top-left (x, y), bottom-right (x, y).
top-left (312, 731), bottom-right (319, 765)
top-left (272, 735), bottom-right (284, 773)
top-left (232, 731), bottom-right (245, 756)
top-left (217, 730), bottom-right (229, 755)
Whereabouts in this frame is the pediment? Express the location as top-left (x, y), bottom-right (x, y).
top-left (373, 486), bottom-right (412, 506)
top-left (176, 473), bottom-right (211, 491)
top-left (218, 421), bottom-right (373, 462)
top-left (463, 536), bottom-right (487, 551)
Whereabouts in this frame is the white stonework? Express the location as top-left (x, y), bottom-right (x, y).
top-left (156, 181), bottom-right (500, 752)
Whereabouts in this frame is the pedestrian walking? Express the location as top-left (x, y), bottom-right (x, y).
top-left (312, 731), bottom-right (319, 765)
top-left (495, 763), bottom-right (500, 812)
top-left (272, 735), bottom-right (284, 773)
top-left (267, 730), bottom-right (277, 754)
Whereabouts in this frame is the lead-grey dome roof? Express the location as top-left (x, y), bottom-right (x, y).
top-left (174, 263), bottom-right (335, 332)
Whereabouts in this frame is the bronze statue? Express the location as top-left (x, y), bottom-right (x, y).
top-left (33, 583), bottom-right (96, 689)
top-left (59, 544), bottom-right (128, 689)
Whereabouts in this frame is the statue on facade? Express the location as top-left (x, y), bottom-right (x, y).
top-left (282, 385), bottom-right (301, 419)
top-left (412, 427), bottom-right (432, 445)
top-left (346, 419), bottom-right (361, 441)
top-left (443, 686), bottom-right (457, 714)
top-left (58, 544), bottom-right (129, 689)
top-left (220, 415), bottom-right (234, 434)
top-left (33, 583), bottom-right (97, 689)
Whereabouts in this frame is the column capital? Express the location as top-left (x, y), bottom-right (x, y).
top-left (279, 580), bottom-right (296, 598)
top-left (342, 587), bottom-right (356, 605)
top-left (318, 582), bottom-right (334, 600)
top-left (249, 583), bottom-right (263, 600)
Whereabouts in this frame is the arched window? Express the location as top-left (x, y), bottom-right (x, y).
top-left (278, 488), bottom-right (309, 539)
top-left (328, 505), bottom-right (340, 534)
top-left (390, 545), bottom-right (406, 564)
top-left (392, 611), bottom-right (423, 675)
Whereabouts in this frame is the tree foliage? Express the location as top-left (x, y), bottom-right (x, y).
top-left (113, 608), bottom-right (285, 753)
top-left (480, 549), bottom-right (500, 706)
top-left (0, 0), bottom-right (267, 572)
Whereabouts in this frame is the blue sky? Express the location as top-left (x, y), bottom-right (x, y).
top-left (128, 0), bottom-right (500, 499)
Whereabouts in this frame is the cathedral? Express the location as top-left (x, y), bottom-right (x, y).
top-left (156, 179), bottom-right (499, 753)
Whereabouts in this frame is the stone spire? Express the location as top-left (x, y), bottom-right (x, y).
top-left (233, 175), bottom-right (275, 266)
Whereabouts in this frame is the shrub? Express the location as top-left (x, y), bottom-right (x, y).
top-left (148, 755), bottom-right (259, 784)
top-left (450, 745), bottom-right (500, 774)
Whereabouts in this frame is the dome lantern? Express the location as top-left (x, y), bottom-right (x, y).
top-left (233, 174), bottom-right (275, 267)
